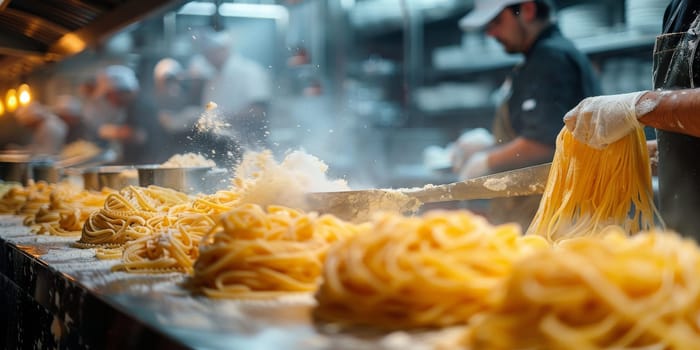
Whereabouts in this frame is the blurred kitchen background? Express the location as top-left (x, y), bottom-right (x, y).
top-left (0, 0), bottom-right (664, 188)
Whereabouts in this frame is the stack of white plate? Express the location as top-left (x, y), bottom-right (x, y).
top-left (626, 0), bottom-right (666, 34)
top-left (558, 3), bottom-right (610, 38)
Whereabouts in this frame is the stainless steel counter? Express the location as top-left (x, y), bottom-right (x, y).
top-left (0, 215), bottom-right (462, 350)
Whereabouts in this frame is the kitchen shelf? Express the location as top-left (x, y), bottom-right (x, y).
top-left (428, 30), bottom-right (656, 80)
top-left (351, 0), bottom-right (470, 38)
top-left (575, 31), bottom-right (657, 55)
top-left (419, 104), bottom-right (496, 120)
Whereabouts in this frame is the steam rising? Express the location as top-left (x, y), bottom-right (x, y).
top-left (232, 150), bottom-right (349, 210)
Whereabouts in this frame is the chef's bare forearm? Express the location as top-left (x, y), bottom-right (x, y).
top-left (486, 137), bottom-right (554, 173)
top-left (636, 89), bottom-right (700, 137)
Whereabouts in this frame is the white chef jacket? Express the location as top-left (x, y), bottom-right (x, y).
top-left (30, 115), bottom-right (68, 155)
top-left (201, 53), bottom-right (272, 116)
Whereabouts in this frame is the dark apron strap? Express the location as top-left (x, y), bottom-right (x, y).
top-left (653, 12), bottom-right (700, 238)
top-left (662, 2), bottom-right (683, 34)
top-left (487, 89), bottom-right (541, 230)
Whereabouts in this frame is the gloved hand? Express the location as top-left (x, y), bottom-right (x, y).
top-left (458, 151), bottom-right (490, 180)
top-left (563, 91), bottom-right (647, 149)
top-left (450, 128), bottom-right (494, 172)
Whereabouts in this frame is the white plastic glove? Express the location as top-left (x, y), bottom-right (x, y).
top-left (450, 128), bottom-right (495, 172)
top-left (459, 151), bottom-right (490, 180)
top-left (563, 91), bottom-right (646, 149)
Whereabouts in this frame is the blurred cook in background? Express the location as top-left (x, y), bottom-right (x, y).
top-left (153, 57), bottom-right (206, 156)
top-left (51, 95), bottom-right (87, 144)
top-left (195, 29), bottom-right (272, 153)
top-left (93, 65), bottom-right (166, 164)
top-left (14, 102), bottom-right (68, 156)
top-left (451, 0), bottom-right (601, 228)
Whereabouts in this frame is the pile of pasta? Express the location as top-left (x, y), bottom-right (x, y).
top-left (111, 189), bottom-right (241, 273)
top-left (527, 126), bottom-right (658, 241)
top-left (75, 185), bottom-right (191, 249)
top-left (467, 228), bottom-right (700, 349)
top-left (0, 181), bottom-right (53, 216)
top-left (31, 185), bottom-right (113, 236)
top-left (313, 210), bottom-right (549, 329)
top-left (111, 213), bottom-right (215, 273)
top-left (105, 149), bottom-right (348, 274)
top-left (189, 203), bottom-right (364, 298)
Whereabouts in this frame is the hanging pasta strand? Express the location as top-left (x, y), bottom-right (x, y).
top-left (527, 126), bottom-right (660, 241)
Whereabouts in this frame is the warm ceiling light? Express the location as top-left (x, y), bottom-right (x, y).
top-left (18, 84), bottom-right (31, 106)
top-left (0, 100), bottom-right (5, 116)
top-left (5, 89), bottom-right (17, 113)
top-left (53, 33), bottom-right (87, 56)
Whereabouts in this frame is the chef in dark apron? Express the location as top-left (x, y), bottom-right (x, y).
top-left (455, 0), bottom-right (601, 229)
top-left (564, 0), bottom-right (700, 239)
top-left (653, 1), bottom-right (700, 238)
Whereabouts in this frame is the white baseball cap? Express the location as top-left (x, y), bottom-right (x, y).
top-left (459, 0), bottom-right (549, 30)
top-left (94, 65), bottom-right (139, 96)
top-left (153, 58), bottom-right (183, 84)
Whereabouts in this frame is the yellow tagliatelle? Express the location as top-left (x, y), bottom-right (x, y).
top-left (10, 182), bottom-right (54, 222)
top-left (75, 185), bottom-right (190, 249)
top-left (0, 183), bottom-right (27, 213)
top-left (32, 187), bottom-right (112, 236)
top-left (112, 213), bottom-right (215, 273)
top-left (111, 189), bottom-right (242, 273)
top-left (468, 228), bottom-right (700, 349)
top-left (527, 126), bottom-right (659, 241)
top-left (190, 203), bottom-right (362, 298)
top-left (313, 210), bottom-right (549, 329)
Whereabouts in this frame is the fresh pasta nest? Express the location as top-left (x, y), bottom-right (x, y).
top-left (469, 228), bottom-right (700, 349)
top-left (314, 210), bottom-right (548, 329)
top-left (190, 204), bottom-right (363, 298)
top-left (528, 125), bottom-right (659, 241)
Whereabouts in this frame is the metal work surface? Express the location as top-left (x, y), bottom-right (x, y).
top-left (0, 215), bottom-right (460, 350)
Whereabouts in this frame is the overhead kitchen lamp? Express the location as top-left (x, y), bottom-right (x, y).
top-left (17, 84), bottom-right (31, 106)
top-left (5, 89), bottom-right (17, 113)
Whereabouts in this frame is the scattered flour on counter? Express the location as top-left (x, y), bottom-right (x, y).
top-left (483, 176), bottom-right (512, 191)
top-left (80, 270), bottom-right (183, 290)
top-left (157, 311), bottom-right (214, 329)
top-left (41, 248), bottom-right (96, 262)
top-left (226, 293), bottom-right (315, 307)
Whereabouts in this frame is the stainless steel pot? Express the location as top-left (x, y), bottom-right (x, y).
top-left (137, 165), bottom-right (224, 194)
top-left (0, 153), bottom-right (32, 184)
top-left (82, 165), bottom-right (138, 191)
top-left (31, 159), bottom-right (60, 183)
